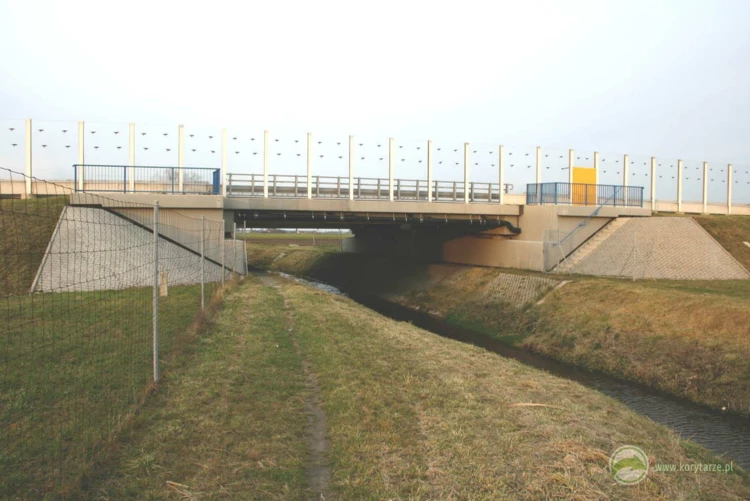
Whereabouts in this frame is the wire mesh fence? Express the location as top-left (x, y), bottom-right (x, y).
top-left (0, 167), bottom-right (245, 498)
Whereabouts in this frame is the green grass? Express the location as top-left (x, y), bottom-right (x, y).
top-left (0, 284), bottom-right (209, 499)
top-left (0, 196), bottom-right (67, 296)
top-left (89, 279), bottom-right (310, 500)
top-left (88, 277), bottom-right (750, 499)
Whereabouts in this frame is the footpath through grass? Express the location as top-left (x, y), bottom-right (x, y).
top-left (245, 244), bottom-right (750, 417)
top-left (88, 276), bottom-right (749, 499)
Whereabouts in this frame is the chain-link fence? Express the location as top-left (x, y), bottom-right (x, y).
top-left (0, 167), bottom-right (246, 498)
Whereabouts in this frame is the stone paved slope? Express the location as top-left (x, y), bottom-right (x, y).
top-left (570, 217), bottom-right (750, 280)
top-left (32, 207), bottom-right (245, 292)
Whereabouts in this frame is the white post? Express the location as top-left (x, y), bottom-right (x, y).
top-left (568, 149), bottom-right (574, 185)
top-left (727, 164), bottom-right (733, 215)
top-left (221, 128), bottom-right (227, 196)
top-left (388, 137), bottom-right (394, 202)
top-left (498, 145), bottom-right (505, 204)
top-left (535, 146), bottom-right (542, 184)
top-left (348, 135), bottom-right (354, 200)
top-left (650, 157), bottom-right (657, 212)
top-left (464, 142), bottom-right (470, 204)
top-left (177, 124), bottom-right (184, 193)
top-left (593, 151), bottom-right (600, 185)
top-left (152, 201), bottom-right (160, 384)
top-left (702, 161), bottom-right (709, 214)
top-left (200, 216), bottom-right (205, 310)
top-left (623, 153), bottom-right (629, 205)
top-left (427, 140), bottom-right (433, 202)
top-left (128, 123), bottom-right (136, 192)
top-left (233, 222), bottom-right (237, 277)
top-left (263, 130), bottom-right (269, 198)
top-left (24, 119), bottom-right (32, 196)
top-left (306, 132), bottom-right (312, 199)
top-left (77, 121), bottom-right (85, 192)
top-left (677, 159), bottom-right (683, 212)
top-left (568, 148), bottom-right (574, 205)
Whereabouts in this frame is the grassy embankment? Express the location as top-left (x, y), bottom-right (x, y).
top-left (0, 197), bottom-right (230, 498)
top-left (245, 235), bottom-right (750, 417)
top-left (88, 276), bottom-right (749, 499)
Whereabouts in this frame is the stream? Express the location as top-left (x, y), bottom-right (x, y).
top-left (268, 271), bottom-right (750, 470)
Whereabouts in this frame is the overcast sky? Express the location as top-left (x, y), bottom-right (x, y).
top-left (1, 0), bottom-right (749, 199)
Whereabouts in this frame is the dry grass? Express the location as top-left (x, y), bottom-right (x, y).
top-left (85, 275), bottom-right (750, 499)
top-left (279, 277), bottom-right (749, 499)
top-left (245, 245), bottom-right (750, 416)
top-left (691, 215), bottom-right (750, 271)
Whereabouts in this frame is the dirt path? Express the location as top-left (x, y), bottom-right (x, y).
top-left (261, 272), bottom-right (332, 500)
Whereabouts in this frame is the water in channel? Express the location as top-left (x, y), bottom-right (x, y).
top-left (270, 271), bottom-right (750, 470)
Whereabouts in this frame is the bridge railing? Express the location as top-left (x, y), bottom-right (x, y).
top-left (73, 165), bottom-right (221, 194)
top-left (226, 173), bottom-right (510, 202)
top-left (526, 182), bottom-right (644, 207)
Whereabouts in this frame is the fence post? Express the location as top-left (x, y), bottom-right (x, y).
top-left (427, 140), bottom-right (433, 202)
top-left (464, 142), bottom-right (470, 203)
top-left (24, 119), bottom-right (32, 197)
top-left (221, 128), bottom-right (228, 196)
top-left (702, 161), bottom-right (709, 214)
top-left (535, 146), bottom-right (542, 185)
top-left (263, 130), bottom-right (269, 198)
top-left (498, 145), bottom-right (505, 204)
top-left (349, 135), bottom-right (354, 201)
top-left (152, 201), bottom-right (160, 384)
top-left (244, 220), bottom-right (248, 274)
top-left (77, 121), bottom-right (85, 192)
top-left (128, 123), bottom-right (136, 192)
top-left (233, 222), bottom-right (237, 278)
top-left (650, 157), bottom-right (657, 212)
top-left (388, 138), bottom-right (394, 201)
top-left (677, 159), bottom-right (683, 212)
top-left (201, 216), bottom-right (205, 310)
top-left (178, 124), bottom-right (184, 193)
top-left (221, 221), bottom-right (225, 287)
top-left (307, 132), bottom-right (312, 199)
top-left (727, 164), bottom-right (733, 215)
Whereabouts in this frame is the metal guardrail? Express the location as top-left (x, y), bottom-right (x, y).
top-left (73, 165), bottom-right (221, 194)
top-left (526, 182), bottom-right (644, 207)
top-left (227, 173), bottom-right (514, 202)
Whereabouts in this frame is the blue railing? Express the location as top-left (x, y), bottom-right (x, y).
top-left (526, 182), bottom-right (643, 207)
top-left (73, 165), bottom-right (221, 194)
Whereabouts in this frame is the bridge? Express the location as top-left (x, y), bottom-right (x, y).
top-left (60, 164), bottom-right (649, 272)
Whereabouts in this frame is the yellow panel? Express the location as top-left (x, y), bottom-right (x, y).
top-left (572, 167), bottom-right (597, 205)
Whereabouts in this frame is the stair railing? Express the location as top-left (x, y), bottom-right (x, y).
top-left (552, 186), bottom-right (623, 273)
